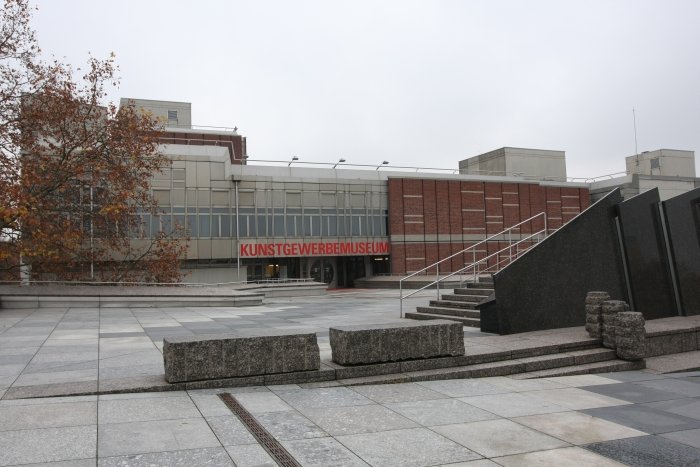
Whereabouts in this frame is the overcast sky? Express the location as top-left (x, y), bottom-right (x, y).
top-left (32, 0), bottom-right (700, 178)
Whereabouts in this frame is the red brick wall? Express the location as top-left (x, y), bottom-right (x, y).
top-left (157, 131), bottom-right (247, 164)
top-left (388, 178), bottom-right (590, 274)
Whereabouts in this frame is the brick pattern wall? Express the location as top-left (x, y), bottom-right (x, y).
top-left (388, 178), bottom-right (590, 274)
top-left (158, 131), bottom-right (247, 164)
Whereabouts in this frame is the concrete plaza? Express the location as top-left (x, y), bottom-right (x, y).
top-left (1, 289), bottom-right (700, 465)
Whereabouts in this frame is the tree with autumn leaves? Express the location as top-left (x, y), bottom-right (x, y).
top-left (0, 0), bottom-right (187, 283)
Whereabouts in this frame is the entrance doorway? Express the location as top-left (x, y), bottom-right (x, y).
top-left (310, 259), bottom-right (334, 284)
top-left (337, 256), bottom-right (366, 288)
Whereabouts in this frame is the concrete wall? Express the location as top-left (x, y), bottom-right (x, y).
top-left (626, 149), bottom-right (696, 177)
top-left (459, 147), bottom-right (566, 180)
top-left (181, 266), bottom-right (247, 284)
top-left (120, 98), bottom-right (192, 128)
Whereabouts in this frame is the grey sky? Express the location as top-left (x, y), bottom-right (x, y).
top-left (32, 0), bottom-right (700, 178)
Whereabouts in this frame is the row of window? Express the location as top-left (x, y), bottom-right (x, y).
top-left (134, 210), bottom-right (389, 239)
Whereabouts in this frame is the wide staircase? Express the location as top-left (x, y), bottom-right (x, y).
top-left (404, 277), bottom-right (494, 328)
top-left (400, 213), bottom-right (548, 328)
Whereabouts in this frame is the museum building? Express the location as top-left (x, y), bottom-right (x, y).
top-left (128, 98), bottom-right (593, 287)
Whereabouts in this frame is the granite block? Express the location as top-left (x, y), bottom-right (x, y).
top-left (163, 331), bottom-right (320, 383)
top-left (329, 320), bottom-right (465, 365)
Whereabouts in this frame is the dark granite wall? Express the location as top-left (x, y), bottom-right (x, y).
top-left (486, 189), bottom-right (627, 334)
top-left (663, 187), bottom-right (700, 316)
top-left (617, 188), bottom-right (677, 319)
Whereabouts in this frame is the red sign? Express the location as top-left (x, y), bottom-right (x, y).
top-left (239, 241), bottom-right (390, 258)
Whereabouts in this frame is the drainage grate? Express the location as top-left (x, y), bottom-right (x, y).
top-left (219, 392), bottom-right (302, 467)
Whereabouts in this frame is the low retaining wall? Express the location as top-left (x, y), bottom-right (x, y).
top-left (163, 332), bottom-right (320, 383)
top-left (329, 320), bottom-right (465, 365)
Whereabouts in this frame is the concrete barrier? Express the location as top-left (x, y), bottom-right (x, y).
top-left (163, 331), bottom-right (320, 383)
top-left (329, 320), bottom-right (465, 365)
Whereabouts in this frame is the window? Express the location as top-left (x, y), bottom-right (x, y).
top-left (167, 110), bottom-right (178, 126)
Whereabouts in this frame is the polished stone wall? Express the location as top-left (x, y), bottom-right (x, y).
top-left (485, 189), bottom-right (627, 334)
top-left (617, 188), bottom-right (677, 319)
top-left (663, 186), bottom-right (700, 315)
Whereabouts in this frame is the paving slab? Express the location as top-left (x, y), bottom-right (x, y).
top-left (224, 444), bottom-right (276, 467)
top-left (525, 387), bottom-right (631, 410)
top-left (231, 390), bottom-right (294, 414)
top-left (512, 411), bottom-right (647, 444)
top-left (416, 379), bottom-right (508, 398)
top-left (300, 404), bottom-right (417, 436)
top-left (459, 392), bottom-right (568, 418)
top-left (254, 410), bottom-right (327, 440)
top-left (98, 447), bottom-right (234, 466)
top-left (636, 377), bottom-right (700, 397)
top-left (189, 391), bottom-right (234, 417)
top-left (275, 387), bottom-right (374, 411)
top-left (97, 393), bottom-right (201, 424)
top-left (335, 427), bottom-right (481, 467)
top-left (660, 428), bottom-right (700, 449)
top-left (97, 418), bottom-right (221, 457)
top-left (0, 400), bottom-right (95, 431)
top-left (543, 374), bottom-right (617, 386)
top-left (21, 459), bottom-right (96, 467)
top-left (205, 415), bottom-right (257, 446)
top-left (585, 434), bottom-right (700, 466)
top-left (582, 403), bottom-right (700, 434)
top-left (493, 446), bottom-right (626, 466)
top-left (385, 398), bottom-right (498, 427)
top-left (280, 437), bottom-right (370, 467)
top-left (480, 375), bottom-right (568, 392)
top-left (580, 381), bottom-right (687, 403)
top-left (0, 425), bottom-right (96, 466)
top-left (432, 418), bottom-right (570, 458)
top-left (349, 382), bottom-right (446, 403)
top-left (644, 397), bottom-right (700, 420)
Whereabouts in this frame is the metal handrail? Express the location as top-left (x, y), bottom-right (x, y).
top-left (415, 229), bottom-right (546, 294)
top-left (399, 213), bottom-right (547, 317)
top-left (400, 212), bottom-right (546, 281)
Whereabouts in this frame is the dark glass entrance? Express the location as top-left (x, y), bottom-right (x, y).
top-left (337, 256), bottom-right (365, 288)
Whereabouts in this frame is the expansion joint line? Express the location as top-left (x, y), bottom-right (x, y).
top-left (218, 393), bottom-right (301, 467)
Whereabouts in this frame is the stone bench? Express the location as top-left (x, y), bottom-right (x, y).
top-left (329, 320), bottom-right (465, 365)
top-left (163, 331), bottom-right (320, 383)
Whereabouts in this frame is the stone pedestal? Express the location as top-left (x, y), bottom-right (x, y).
top-left (585, 291), bottom-right (610, 338)
top-left (601, 300), bottom-right (628, 349)
top-left (615, 312), bottom-right (646, 361)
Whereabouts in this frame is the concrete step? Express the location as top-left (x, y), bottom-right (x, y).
top-left (440, 294), bottom-right (483, 304)
top-left (339, 347), bottom-right (624, 386)
top-left (417, 305), bottom-right (481, 319)
top-left (513, 359), bottom-right (646, 379)
top-left (453, 288), bottom-right (493, 296)
top-left (430, 299), bottom-right (479, 310)
top-left (404, 311), bottom-right (481, 327)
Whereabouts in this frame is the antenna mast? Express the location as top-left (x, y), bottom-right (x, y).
top-left (632, 107), bottom-right (638, 155)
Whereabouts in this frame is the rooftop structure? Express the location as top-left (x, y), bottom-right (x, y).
top-left (459, 147), bottom-right (567, 181)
